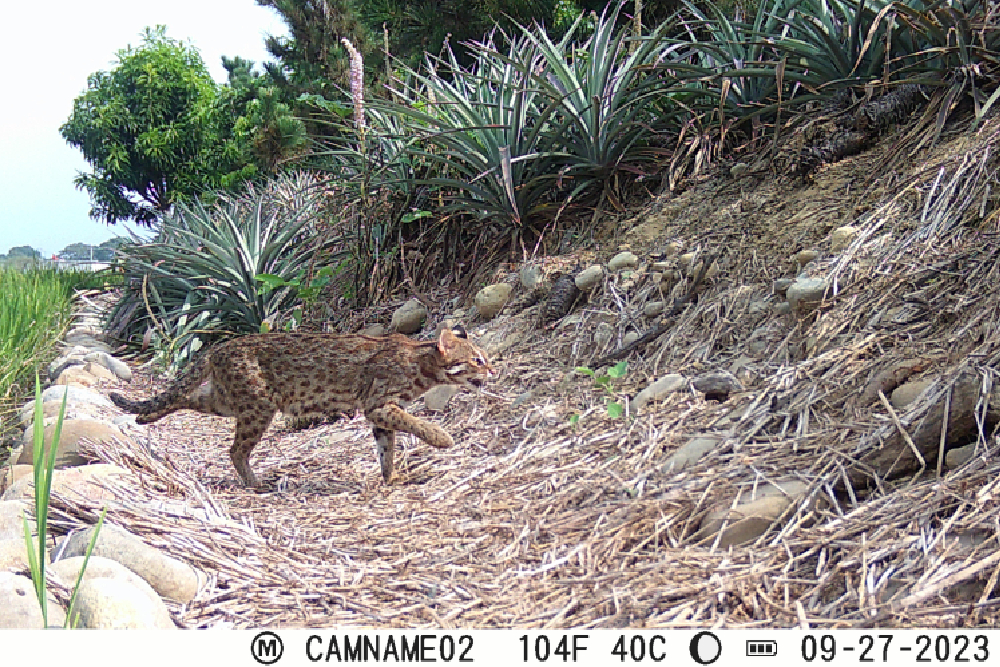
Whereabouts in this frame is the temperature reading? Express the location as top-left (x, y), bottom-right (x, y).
top-left (519, 634), bottom-right (588, 662)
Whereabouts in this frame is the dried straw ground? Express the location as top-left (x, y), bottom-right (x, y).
top-left (51, 113), bottom-right (1000, 628)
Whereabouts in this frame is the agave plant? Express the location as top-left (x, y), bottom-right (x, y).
top-left (891, 0), bottom-right (1000, 130)
top-left (107, 172), bottom-right (348, 369)
top-left (677, 0), bottom-right (808, 108)
top-left (378, 26), bottom-right (568, 241)
top-left (522, 3), bottom-right (689, 192)
top-left (773, 0), bottom-right (897, 88)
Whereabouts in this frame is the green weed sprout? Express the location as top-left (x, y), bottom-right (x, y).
top-left (21, 374), bottom-right (106, 628)
top-left (573, 361), bottom-right (628, 421)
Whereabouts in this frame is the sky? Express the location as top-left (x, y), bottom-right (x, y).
top-left (0, 1), bottom-right (289, 259)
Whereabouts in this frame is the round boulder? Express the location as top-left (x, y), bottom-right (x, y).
top-left (794, 249), bottom-right (820, 267)
top-left (83, 351), bottom-right (132, 382)
top-left (49, 556), bottom-right (175, 629)
top-left (644, 301), bottom-right (665, 318)
top-left (474, 283), bottom-right (513, 321)
top-left (55, 524), bottom-right (202, 604)
top-left (390, 299), bottom-right (427, 334)
top-left (3, 464), bottom-right (131, 503)
top-left (0, 572), bottom-right (65, 628)
top-left (786, 277), bottom-right (827, 314)
top-left (18, 420), bottom-right (129, 469)
top-left (574, 265), bottom-right (604, 292)
top-left (607, 251), bottom-right (638, 272)
top-left (633, 374), bottom-right (687, 411)
top-left (54, 367), bottom-right (97, 388)
top-left (890, 380), bottom-right (934, 410)
top-left (519, 264), bottom-right (542, 290)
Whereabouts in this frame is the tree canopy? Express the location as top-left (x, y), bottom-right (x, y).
top-left (57, 239), bottom-right (125, 262)
top-left (255, 0), bottom-right (684, 98)
top-left (61, 27), bottom-right (251, 226)
top-left (6, 246), bottom-right (41, 260)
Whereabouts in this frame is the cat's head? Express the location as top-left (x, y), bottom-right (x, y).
top-left (436, 325), bottom-right (493, 389)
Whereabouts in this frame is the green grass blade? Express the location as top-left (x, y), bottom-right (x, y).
top-left (64, 506), bottom-right (107, 628)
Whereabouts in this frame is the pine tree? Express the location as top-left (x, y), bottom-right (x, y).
top-left (256, 0), bottom-right (372, 101)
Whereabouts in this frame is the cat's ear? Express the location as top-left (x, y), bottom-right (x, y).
top-left (437, 326), bottom-right (460, 356)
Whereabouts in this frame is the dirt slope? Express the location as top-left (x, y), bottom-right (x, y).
top-left (65, 113), bottom-right (1000, 628)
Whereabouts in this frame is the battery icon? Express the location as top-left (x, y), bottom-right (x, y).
top-left (746, 640), bottom-right (778, 656)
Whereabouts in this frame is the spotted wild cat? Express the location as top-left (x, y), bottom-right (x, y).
top-left (109, 326), bottom-right (492, 487)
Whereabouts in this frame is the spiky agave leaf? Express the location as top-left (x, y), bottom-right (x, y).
top-left (110, 173), bottom-right (348, 368)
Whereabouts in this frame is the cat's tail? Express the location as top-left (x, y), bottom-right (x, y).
top-left (109, 352), bottom-right (211, 424)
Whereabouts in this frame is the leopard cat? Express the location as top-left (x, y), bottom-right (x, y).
top-left (109, 326), bottom-right (492, 487)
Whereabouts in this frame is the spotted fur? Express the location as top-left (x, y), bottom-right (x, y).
top-left (110, 326), bottom-right (492, 487)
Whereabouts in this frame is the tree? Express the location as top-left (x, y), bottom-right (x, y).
top-left (57, 243), bottom-right (94, 260)
top-left (7, 246), bottom-right (41, 260)
top-left (362, 0), bottom-right (554, 70)
top-left (61, 26), bottom-right (252, 226)
top-left (256, 0), bottom-right (372, 101)
top-left (97, 238), bottom-right (127, 262)
top-left (216, 56), bottom-right (308, 184)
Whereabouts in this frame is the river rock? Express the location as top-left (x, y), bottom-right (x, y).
top-left (3, 464), bottom-right (131, 503)
top-left (58, 564), bottom-right (174, 629)
top-left (644, 301), bottom-right (665, 318)
top-left (390, 299), bottom-right (427, 334)
top-left (662, 437), bottom-right (720, 473)
top-left (474, 284), bottom-right (513, 320)
top-left (607, 252), bottom-right (638, 272)
top-left (830, 226), bottom-right (859, 252)
top-left (694, 480), bottom-right (810, 547)
top-left (19, 399), bottom-right (107, 429)
top-left (794, 249), bottom-right (820, 267)
top-left (54, 367), bottom-right (97, 388)
top-left (889, 380), bottom-right (935, 410)
top-left (691, 372), bottom-right (744, 400)
top-left (55, 524), bottom-right (201, 604)
top-left (0, 572), bottom-right (65, 628)
top-left (0, 499), bottom-right (34, 541)
top-left (519, 264), bottom-right (542, 290)
top-left (574, 265), bottom-right (604, 292)
top-left (633, 374), bottom-right (687, 411)
top-left (0, 538), bottom-right (35, 572)
top-left (18, 420), bottom-right (128, 469)
top-left (40, 385), bottom-right (114, 408)
top-left (773, 278), bottom-right (794, 295)
top-left (786, 278), bottom-right (827, 314)
top-left (83, 352), bottom-right (132, 382)
top-left (48, 351), bottom-right (88, 382)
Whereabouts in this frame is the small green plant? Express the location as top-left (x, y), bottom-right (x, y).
top-left (256, 265), bottom-right (336, 305)
top-left (575, 360), bottom-right (628, 419)
top-left (256, 265), bottom-right (341, 331)
top-left (21, 375), bottom-right (106, 627)
top-left (400, 210), bottom-right (432, 224)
